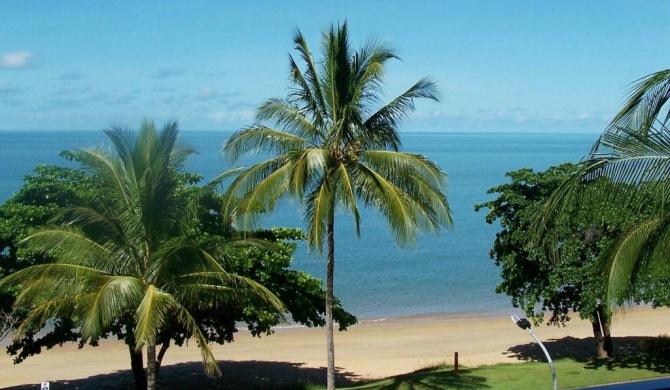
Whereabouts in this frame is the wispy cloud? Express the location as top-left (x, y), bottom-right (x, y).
top-left (151, 67), bottom-right (185, 79)
top-left (208, 110), bottom-right (254, 123)
top-left (153, 86), bottom-right (176, 93)
top-left (106, 94), bottom-right (137, 105)
top-left (53, 87), bottom-right (91, 96)
top-left (0, 85), bottom-right (25, 97)
top-left (196, 87), bottom-right (218, 100)
top-left (160, 93), bottom-right (191, 106)
top-left (0, 50), bottom-right (35, 69)
top-left (49, 97), bottom-right (85, 108)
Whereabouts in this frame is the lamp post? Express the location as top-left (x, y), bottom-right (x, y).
top-left (511, 315), bottom-right (557, 390)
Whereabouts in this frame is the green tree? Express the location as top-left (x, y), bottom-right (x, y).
top-left (539, 68), bottom-right (670, 309)
top-left (0, 146), bottom-right (356, 370)
top-left (222, 22), bottom-right (452, 389)
top-left (0, 121), bottom-right (285, 390)
top-left (0, 159), bottom-right (98, 343)
top-left (476, 163), bottom-right (650, 358)
top-left (0, 136), bottom-right (357, 389)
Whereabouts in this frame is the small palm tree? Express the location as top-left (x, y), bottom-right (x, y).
top-left (222, 22), bottom-right (452, 389)
top-left (540, 68), bottom-right (670, 307)
top-left (1, 120), bottom-right (284, 390)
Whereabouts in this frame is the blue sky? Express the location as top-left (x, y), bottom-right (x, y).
top-left (1, 1), bottom-right (667, 133)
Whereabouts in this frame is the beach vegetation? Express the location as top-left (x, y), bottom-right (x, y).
top-left (535, 68), bottom-right (670, 314)
top-left (221, 21), bottom-right (452, 390)
top-left (0, 158), bottom-right (355, 354)
top-left (475, 163), bottom-right (657, 358)
top-left (0, 120), bottom-right (356, 390)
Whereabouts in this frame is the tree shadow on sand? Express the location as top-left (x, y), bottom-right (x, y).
top-left (504, 336), bottom-right (670, 373)
top-left (4, 360), bottom-right (360, 390)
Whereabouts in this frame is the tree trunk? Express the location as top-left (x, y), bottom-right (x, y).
top-left (155, 340), bottom-right (170, 378)
top-left (147, 343), bottom-right (158, 390)
top-left (326, 209), bottom-right (336, 390)
top-left (600, 306), bottom-right (613, 357)
top-left (591, 319), bottom-right (608, 359)
top-left (129, 345), bottom-right (147, 390)
top-left (592, 306), bottom-right (613, 359)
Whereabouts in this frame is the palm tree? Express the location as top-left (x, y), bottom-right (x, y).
top-left (540, 68), bottom-right (670, 307)
top-left (222, 22), bottom-right (452, 389)
top-left (0, 120), bottom-right (284, 390)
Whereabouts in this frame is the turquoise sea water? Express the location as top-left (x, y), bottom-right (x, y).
top-left (0, 131), bottom-right (597, 320)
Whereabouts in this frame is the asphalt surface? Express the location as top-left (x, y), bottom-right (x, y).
top-left (580, 376), bottom-right (670, 389)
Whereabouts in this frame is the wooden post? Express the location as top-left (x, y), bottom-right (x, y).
top-left (454, 351), bottom-right (459, 371)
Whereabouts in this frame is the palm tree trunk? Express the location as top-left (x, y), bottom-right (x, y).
top-left (147, 343), bottom-right (158, 390)
top-left (326, 208), bottom-right (336, 390)
top-left (129, 346), bottom-right (147, 390)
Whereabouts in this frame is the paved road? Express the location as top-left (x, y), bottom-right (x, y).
top-left (580, 376), bottom-right (670, 389)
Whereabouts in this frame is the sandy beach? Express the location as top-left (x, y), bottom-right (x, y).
top-left (2, 306), bottom-right (669, 389)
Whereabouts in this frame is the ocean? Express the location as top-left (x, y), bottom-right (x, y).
top-left (0, 130), bottom-right (597, 321)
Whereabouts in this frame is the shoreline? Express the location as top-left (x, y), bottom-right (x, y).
top-left (3, 305), bottom-right (669, 388)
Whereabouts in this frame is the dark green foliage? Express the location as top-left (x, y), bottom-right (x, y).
top-left (537, 69), bottom-right (670, 309)
top-left (474, 163), bottom-right (638, 326)
top-left (227, 228), bottom-right (356, 334)
top-left (0, 146), bottom-right (355, 365)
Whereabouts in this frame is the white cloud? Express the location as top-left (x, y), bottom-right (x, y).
top-left (0, 50), bottom-right (35, 69)
top-left (208, 110), bottom-right (254, 123)
top-left (196, 87), bottom-right (218, 100)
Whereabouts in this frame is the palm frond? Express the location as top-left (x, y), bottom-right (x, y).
top-left (362, 150), bottom-right (448, 189)
top-left (606, 69), bottom-right (670, 137)
top-left (223, 157), bottom-right (295, 230)
top-left (13, 294), bottom-right (79, 337)
top-left (349, 161), bottom-right (450, 246)
top-left (222, 126), bottom-right (308, 163)
top-left (291, 29), bottom-right (328, 131)
top-left (604, 216), bottom-right (670, 305)
top-left (289, 148), bottom-right (327, 197)
top-left (134, 284), bottom-right (174, 348)
top-left (1, 263), bottom-right (105, 287)
top-left (304, 178), bottom-right (334, 253)
top-left (171, 303), bottom-right (221, 377)
top-left (176, 270), bottom-right (285, 313)
top-left (333, 164), bottom-right (361, 236)
top-left (77, 276), bottom-right (144, 338)
top-left (363, 78), bottom-right (439, 150)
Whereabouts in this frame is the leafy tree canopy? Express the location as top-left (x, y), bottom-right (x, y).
top-left (0, 149), bottom-right (355, 366)
top-left (475, 163), bottom-right (659, 327)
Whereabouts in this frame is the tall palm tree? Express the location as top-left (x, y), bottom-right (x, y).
top-left (540, 68), bottom-right (670, 307)
top-left (222, 22), bottom-right (452, 389)
top-left (1, 120), bottom-right (284, 390)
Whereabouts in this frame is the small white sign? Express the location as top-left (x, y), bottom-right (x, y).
top-left (41, 382), bottom-right (50, 390)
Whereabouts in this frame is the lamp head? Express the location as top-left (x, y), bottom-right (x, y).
top-left (511, 315), bottom-right (531, 330)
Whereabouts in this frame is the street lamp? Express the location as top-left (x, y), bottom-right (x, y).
top-left (511, 314), bottom-right (557, 390)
